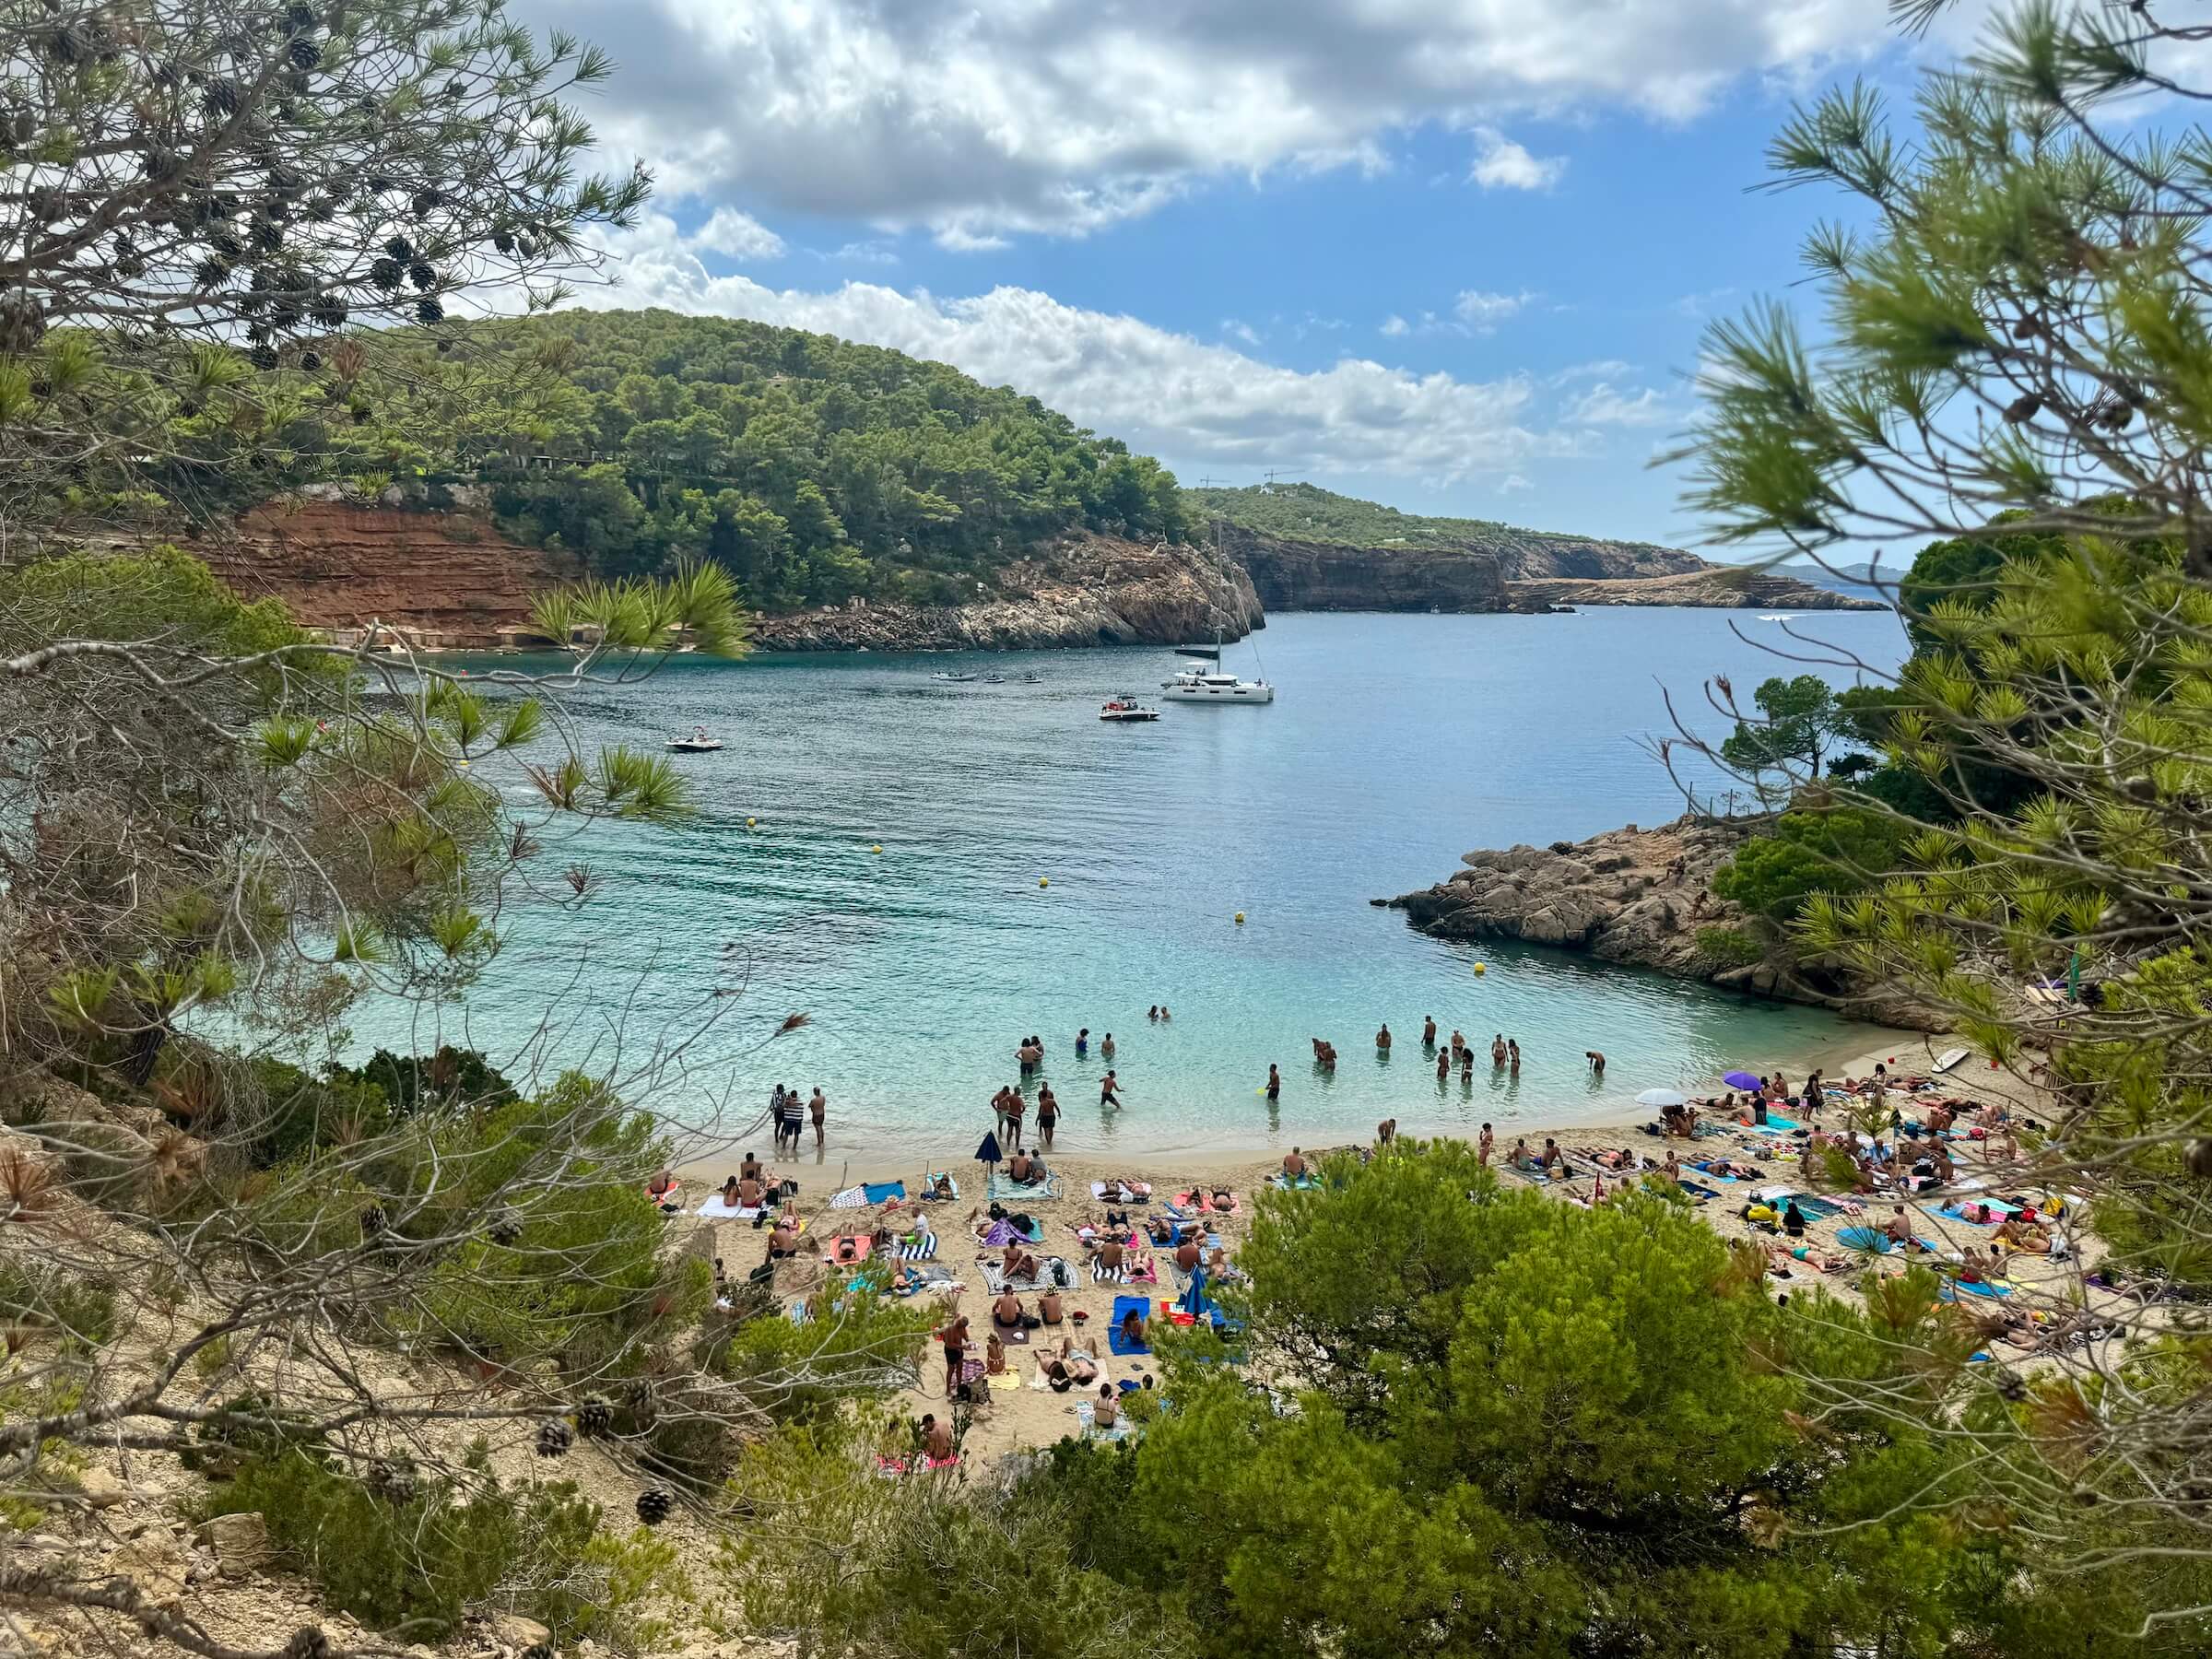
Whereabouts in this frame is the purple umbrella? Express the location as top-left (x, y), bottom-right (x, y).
top-left (1724, 1070), bottom-right (1762, 1090)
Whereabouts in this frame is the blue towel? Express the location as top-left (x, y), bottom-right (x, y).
top-left (1942, 1278), bottom-right (2013, 1300)
top-left (1838, 1227), bottom-right (1889, 1253)
top-left (1108, 1294), bottom-right (1153, 1355)
top-left (862, 1180), bottom-right (906, 1205)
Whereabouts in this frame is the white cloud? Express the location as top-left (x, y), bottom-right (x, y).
top-left (1565, 382), bottom-right (1674, 426)
top-left (691, 206), bottom-right (784, 261)
top-left (1551, 358), bottom-right (1636, 383)
top-left (586, 245), bottom-right (1588, 484)
top-left (514, 0), bottom-right (1900, 241)
top-left (1468, 126), bottom-right (1567, 191)
top-left (1498, 473), bottom-right (1535, 495)
top-left (1380, 314), bottom-right (1410, 337)
top-left (1453, 288), bottom-right (1535, 330)
top-left (1222, 319), bottom-right (1264, 347)
top-left (935, 224), bottom-right (1012, 253)
top-left (828, 240), bottom-right (901, 266)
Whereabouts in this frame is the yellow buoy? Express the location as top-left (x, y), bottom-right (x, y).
top-left (1039, 877), bottom-right (1050, 888)
top-left (746, 817), bottom-right (757, 829)
top-left (1234, 911), bottom-right (1245, 924)
top-left (1474, 962), bottom-right (1487, 974)
top-left (871, 843), bottom-right (882, 853)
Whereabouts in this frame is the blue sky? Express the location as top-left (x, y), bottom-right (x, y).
top-left (513, 0), bottom-right (1981, 553)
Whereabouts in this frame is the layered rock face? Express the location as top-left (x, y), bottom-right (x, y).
top-left (202, 495), bottom-right (580, 647)
top-left (1223, 524), bottom-right (1508, 612)
top-left (1218, 522), bottom-right (1877, 615)
top-left (747, 531), bottom-right (1265, 651)
top-left (1386, 816), bottom-right (1944, 1030)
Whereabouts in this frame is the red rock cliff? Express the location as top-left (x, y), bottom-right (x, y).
top-left (200, 498), bottom-right (580, 647)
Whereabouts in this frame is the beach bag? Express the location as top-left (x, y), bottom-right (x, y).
top-left (1052, 1258), bottom-right (1072, 1289)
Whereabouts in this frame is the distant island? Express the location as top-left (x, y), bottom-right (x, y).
top-left (160, 311), bottom-right (1877, 647)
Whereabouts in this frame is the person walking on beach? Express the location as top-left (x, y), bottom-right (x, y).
top-left (1375, 1022), bottom-right (1392, 1053)
top-left (809, 1087), bottom-right (827, 1149)
top-left (1422, 1016), bottom-right (1437, 1049)
top-left (1036, 1084), bottom-right (1058, 1149)
top-left (1100, 1069), bottom-right (1124, 1110)
top-left (1477, 1123), bottom-right (1494, 1165)
top-left (937, 1312), bottom-right (970, 1399)
top-left (1265, 1064), bottom-right (1281, 1102)
top-left (1003, 1088), bottom-right (1026, 1149)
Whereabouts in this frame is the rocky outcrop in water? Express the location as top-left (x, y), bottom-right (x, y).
top-left (1385, 815), bottom-right (1946, 1030)
top-left (747, 532), bottom-right (1263, 650)
top-left (1506, 568), bottom-right (1883, 612)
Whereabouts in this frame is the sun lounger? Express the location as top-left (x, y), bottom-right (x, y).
top-left (920, 1174), bottom-right (959, 1201)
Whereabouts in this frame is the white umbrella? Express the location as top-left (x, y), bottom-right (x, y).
top-left (1636, 1088), bottom-right (1688, 1109)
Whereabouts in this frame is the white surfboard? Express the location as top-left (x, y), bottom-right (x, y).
top-left (1934, 1046), bottom-right (1970, 1073)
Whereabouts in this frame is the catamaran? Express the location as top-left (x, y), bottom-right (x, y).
top-left (1160, 629), bottom-right (1274, 703)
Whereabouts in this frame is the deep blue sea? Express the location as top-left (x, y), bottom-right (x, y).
top-left (359, 607), bottom-right (1911, 1168)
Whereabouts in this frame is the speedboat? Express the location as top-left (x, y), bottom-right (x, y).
top-left (1099, 697), bottom-right (1160, 723)
top-left (933, 671), bottom-right (979, 683)
top-left (666, 726), bottom-right (723, 753)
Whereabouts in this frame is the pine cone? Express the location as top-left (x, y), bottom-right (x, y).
top-left (287, 3), bottom-right (319, 29)
top-left (310, 295), bottom-right (347, 328)
top-left (635, 1488), bottom-right (672, 1526)
top-left (300, 351), bottom-right (321, 372)
top-left (416, 297), bottom-right (443, 324)
top-left (491, 230), bottom-right (515, 255)
top-left (204, 79), bottom-right (240, 116)
top-left (288, 37), bottom-right (321, 71)
top-left (412, 191), bottom-right (441, 217)
top-left (366, 1457), bottom-right (417, 1501)
top-left (359, 1203), bottom-right (387, 1238)
top-left (383, 235), bottom-right (413, 263)
top-left (408, 261), bottom-right (436, 290)
top-left (367, 257), bottom-right (402, 289)
top-left (0, 291), bottom-right (44, 354)
top-left (535, 1419), bottom-right (573, 1458)
top-left (575, 1397), bottom-right (612, 1439)
top-left (488, 1209), bottom-right (523, 1246)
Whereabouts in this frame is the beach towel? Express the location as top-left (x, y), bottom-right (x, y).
top-left (895, 1233), bottom-right (938, 1261)
top-left (1689, 1161), bottom-right (1742, 1183)
top-left (1075, 1400), bottom-right (1130, 1441)
top-left (1090, 1181), bottom-right (1153, 1202)
top-left (822, 1235), bottom-right (874, 1266)
top-left (694, 1195), bottom-right (751, 1219)
top-left (1838, 1227), bottom-right (1890, 1253)
top-left (827, 1185), bottom-right (871, 1210)
top-left (975, 1255), bottom-right (1063, 1295)
top-left (1269, 1172), bottom-right (1320, 1191)
top-left (1744, 1114), bottom-right (1802, 1135)
top-left (863, 1180), bottom-right (907, 1206)
top-left (1675, 1180), bottom-right (1722, 1204)
top-left (1937, 1200), bottom-right (2022, 1224)
top-left (1941, 1279), bottom-right (2015, 1300)
top-left (982, 1217), bottom-right (1046, 1246)
top-left (1108, 1294), bottom-right (1153, 1355)
top-left (1174, 1191), bottom-right (1241, 1215)
top-left (1790, 1194), bottom-right (1848, 1220)
top-left (986, 1368), bottom-right (1022, 1390)
top-left (988, 1167), bottom-right (1063, 1201)
top-left (890, 1265), bottom-right (956, 1296)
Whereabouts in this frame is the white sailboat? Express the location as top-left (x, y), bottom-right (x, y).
top-left (1160, 629), bottom-right (1273, 702)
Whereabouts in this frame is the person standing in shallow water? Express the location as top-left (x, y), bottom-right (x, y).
top-left (1422, 1015), bottom-right (1437, 1049)
top-left (1491, 1034), bottom-right (1508, 1068)
top-left (1265, 1064), bottom-right (1280, 1102)
top-left (1435, 1047), bottom-right (1450, 1083)
top-left (809, 1086), bottom-right (827, 1149)
top-left (1101, 1032), bottom-right (1115, 1060)
top-left (1036, 1084), bottom-right (1058, 1149)
top-left (1100, 1069), bottom-right (1123, 1109)
top-left (1075, 1029), bottom-right (1088, 1058)
top-left (1375, 1022), bottom-right (1392, 1053)
top-left (1509, 1038), bottom-right (1522, 1074)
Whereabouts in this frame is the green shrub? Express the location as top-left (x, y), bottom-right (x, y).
top-left (720, 1287), bottom-right (934, 1423)
top-left (0, 1258), bottom-right (121, 1348)
top-left (1693, 925), bottom-right (1764, 970)
top-left (209, 1446), bottom-right (599, 1640)
top-left (1711, 807), bottom-right (1903, 923)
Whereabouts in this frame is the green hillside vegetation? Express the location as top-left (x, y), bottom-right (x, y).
top-left (1183, 480), bottom-right (1665, 553)
top-left (333, 311), bottom-right (1188, 609)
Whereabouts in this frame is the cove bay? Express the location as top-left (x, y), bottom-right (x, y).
top-left (363, 606), bottom-right (1912, 1165)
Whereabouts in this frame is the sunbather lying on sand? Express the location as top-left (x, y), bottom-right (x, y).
top-left (1994, 1216), bottom-right (2053, 1254)
top-left (1767, 1241), bottom-right (1851, 1275)
top-left (1041, 1337), bottom-right (1100, 1393)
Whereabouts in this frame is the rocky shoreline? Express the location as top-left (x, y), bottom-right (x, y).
top-left (1382, 814), bottom-right (1947, 1031)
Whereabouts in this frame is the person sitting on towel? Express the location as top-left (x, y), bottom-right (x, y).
top-left (930, 1172), bottom-right (955, 1199)
top-left (767, 1218), bottom-right (800, 1260)
top-left (985, 1330), bottom-right (1007, 1374)
top-left (718, 1175), bottom-right (741, 1209)
top-left (1092, 1236), bottom-right (1126, 1273)
top-left (1120, 1306), bottom-right (1147, 1348)
top-left (1995, 1216), bottom-right (2052, 1254)
top-left (1883, 1206), bottom-right (1922, 1251)
top-left (1174, 1233), bottom-right (1202, 1276)
top-left (648, 1169), bottom-right (681, 1209)
top-left (1003, 1242), bottom-right (1038, 1283)
top-left (1094, 1384), bottom-right (1120, 1430)
top-left (1007, 1148), bottom-right (1036, 1184)
top-left (1783, 1200), bottom-right (1807, 1238)
top-left (993, 1290), bottom-right (1027, 1331)
top-left (1039, 1286), bottom-right (1064, 1325)
top-left (1282, 1147), bottom-right (1309, 1181)
top-left (736, 1173), bottom-right (763, 1209)
top-left (1958, 1247), bottom-right (1990, 1286)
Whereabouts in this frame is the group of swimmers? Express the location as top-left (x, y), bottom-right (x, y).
top-left (766, 1083), bottom-right (827, 1153)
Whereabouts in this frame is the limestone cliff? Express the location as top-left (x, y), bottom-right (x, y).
top-left (1217, 521), bottom-right (1877, 615)
top-left (748, 530), bottom-right (1264, 651)
top-left (1222, 523), bottom-right (1508, 612)
top-left (1385, 816), bottom-right (1945, 1030)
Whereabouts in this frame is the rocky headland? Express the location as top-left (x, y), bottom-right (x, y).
top-left (1219, 521), bottom-right (1879, 615)
top-left (1384, 815), bottom-right (1946, 1030)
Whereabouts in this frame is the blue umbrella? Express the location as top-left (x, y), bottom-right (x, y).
top-left (974, 1129), bottom-right (1003, 1169)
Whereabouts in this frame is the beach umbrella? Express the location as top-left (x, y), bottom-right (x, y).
top-left (1723, 1070), bottom-right (1761, 1090)
top-left (1636, 1088), bottom-right (1688, 1109)
top-left (973, 1129), bottom-right (1003, 1169)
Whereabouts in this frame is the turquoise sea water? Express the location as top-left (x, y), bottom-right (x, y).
top-left (370, 607), bottom-right (1910, 1167)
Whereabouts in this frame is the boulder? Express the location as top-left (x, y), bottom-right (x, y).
top-left (75, 1465), bottom-right (127, 1510)
top-left (492, 1616), bottom-right (553, 1651)
top-left (105, 1532), bottom-right (187, 1605)
top-left (196, 1511), bottom-right (274, 1573)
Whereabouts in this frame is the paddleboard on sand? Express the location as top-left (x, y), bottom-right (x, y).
top-left (1935, 1047), bottom-right (1971, 1073)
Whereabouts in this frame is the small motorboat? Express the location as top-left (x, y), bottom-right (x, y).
top-left (933, 671), bottom-right (979, 683)
top-left (666, 726), bottom-right (723, 753)
top-left (1099, 697), bottom-right (1160, 723)
top-left (982, 674), bottom-right (1006, 684)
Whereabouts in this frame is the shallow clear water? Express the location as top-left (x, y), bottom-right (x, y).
top-left (366, 607), bottom-right (1910, 1167)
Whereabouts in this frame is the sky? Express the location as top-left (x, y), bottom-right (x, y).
top-left (507, 0), bottom-right (1992, 553)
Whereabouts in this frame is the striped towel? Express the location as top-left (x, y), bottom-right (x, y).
top-left (988, 1169), bottom-right (1064, 1201)
top-left (896, 1234), bottom-right (938, 1261)
top-left (1091, 1257), bottom-right (1129, 1285)
top-left (827, 1185), bottom-right (870, 1210)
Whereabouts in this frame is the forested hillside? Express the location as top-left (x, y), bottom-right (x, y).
top-left (348, 311), bottom-right (1189, 608)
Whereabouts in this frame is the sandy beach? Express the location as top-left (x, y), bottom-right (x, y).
top-left (667, 1028), bottom-right (2085, 1464)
